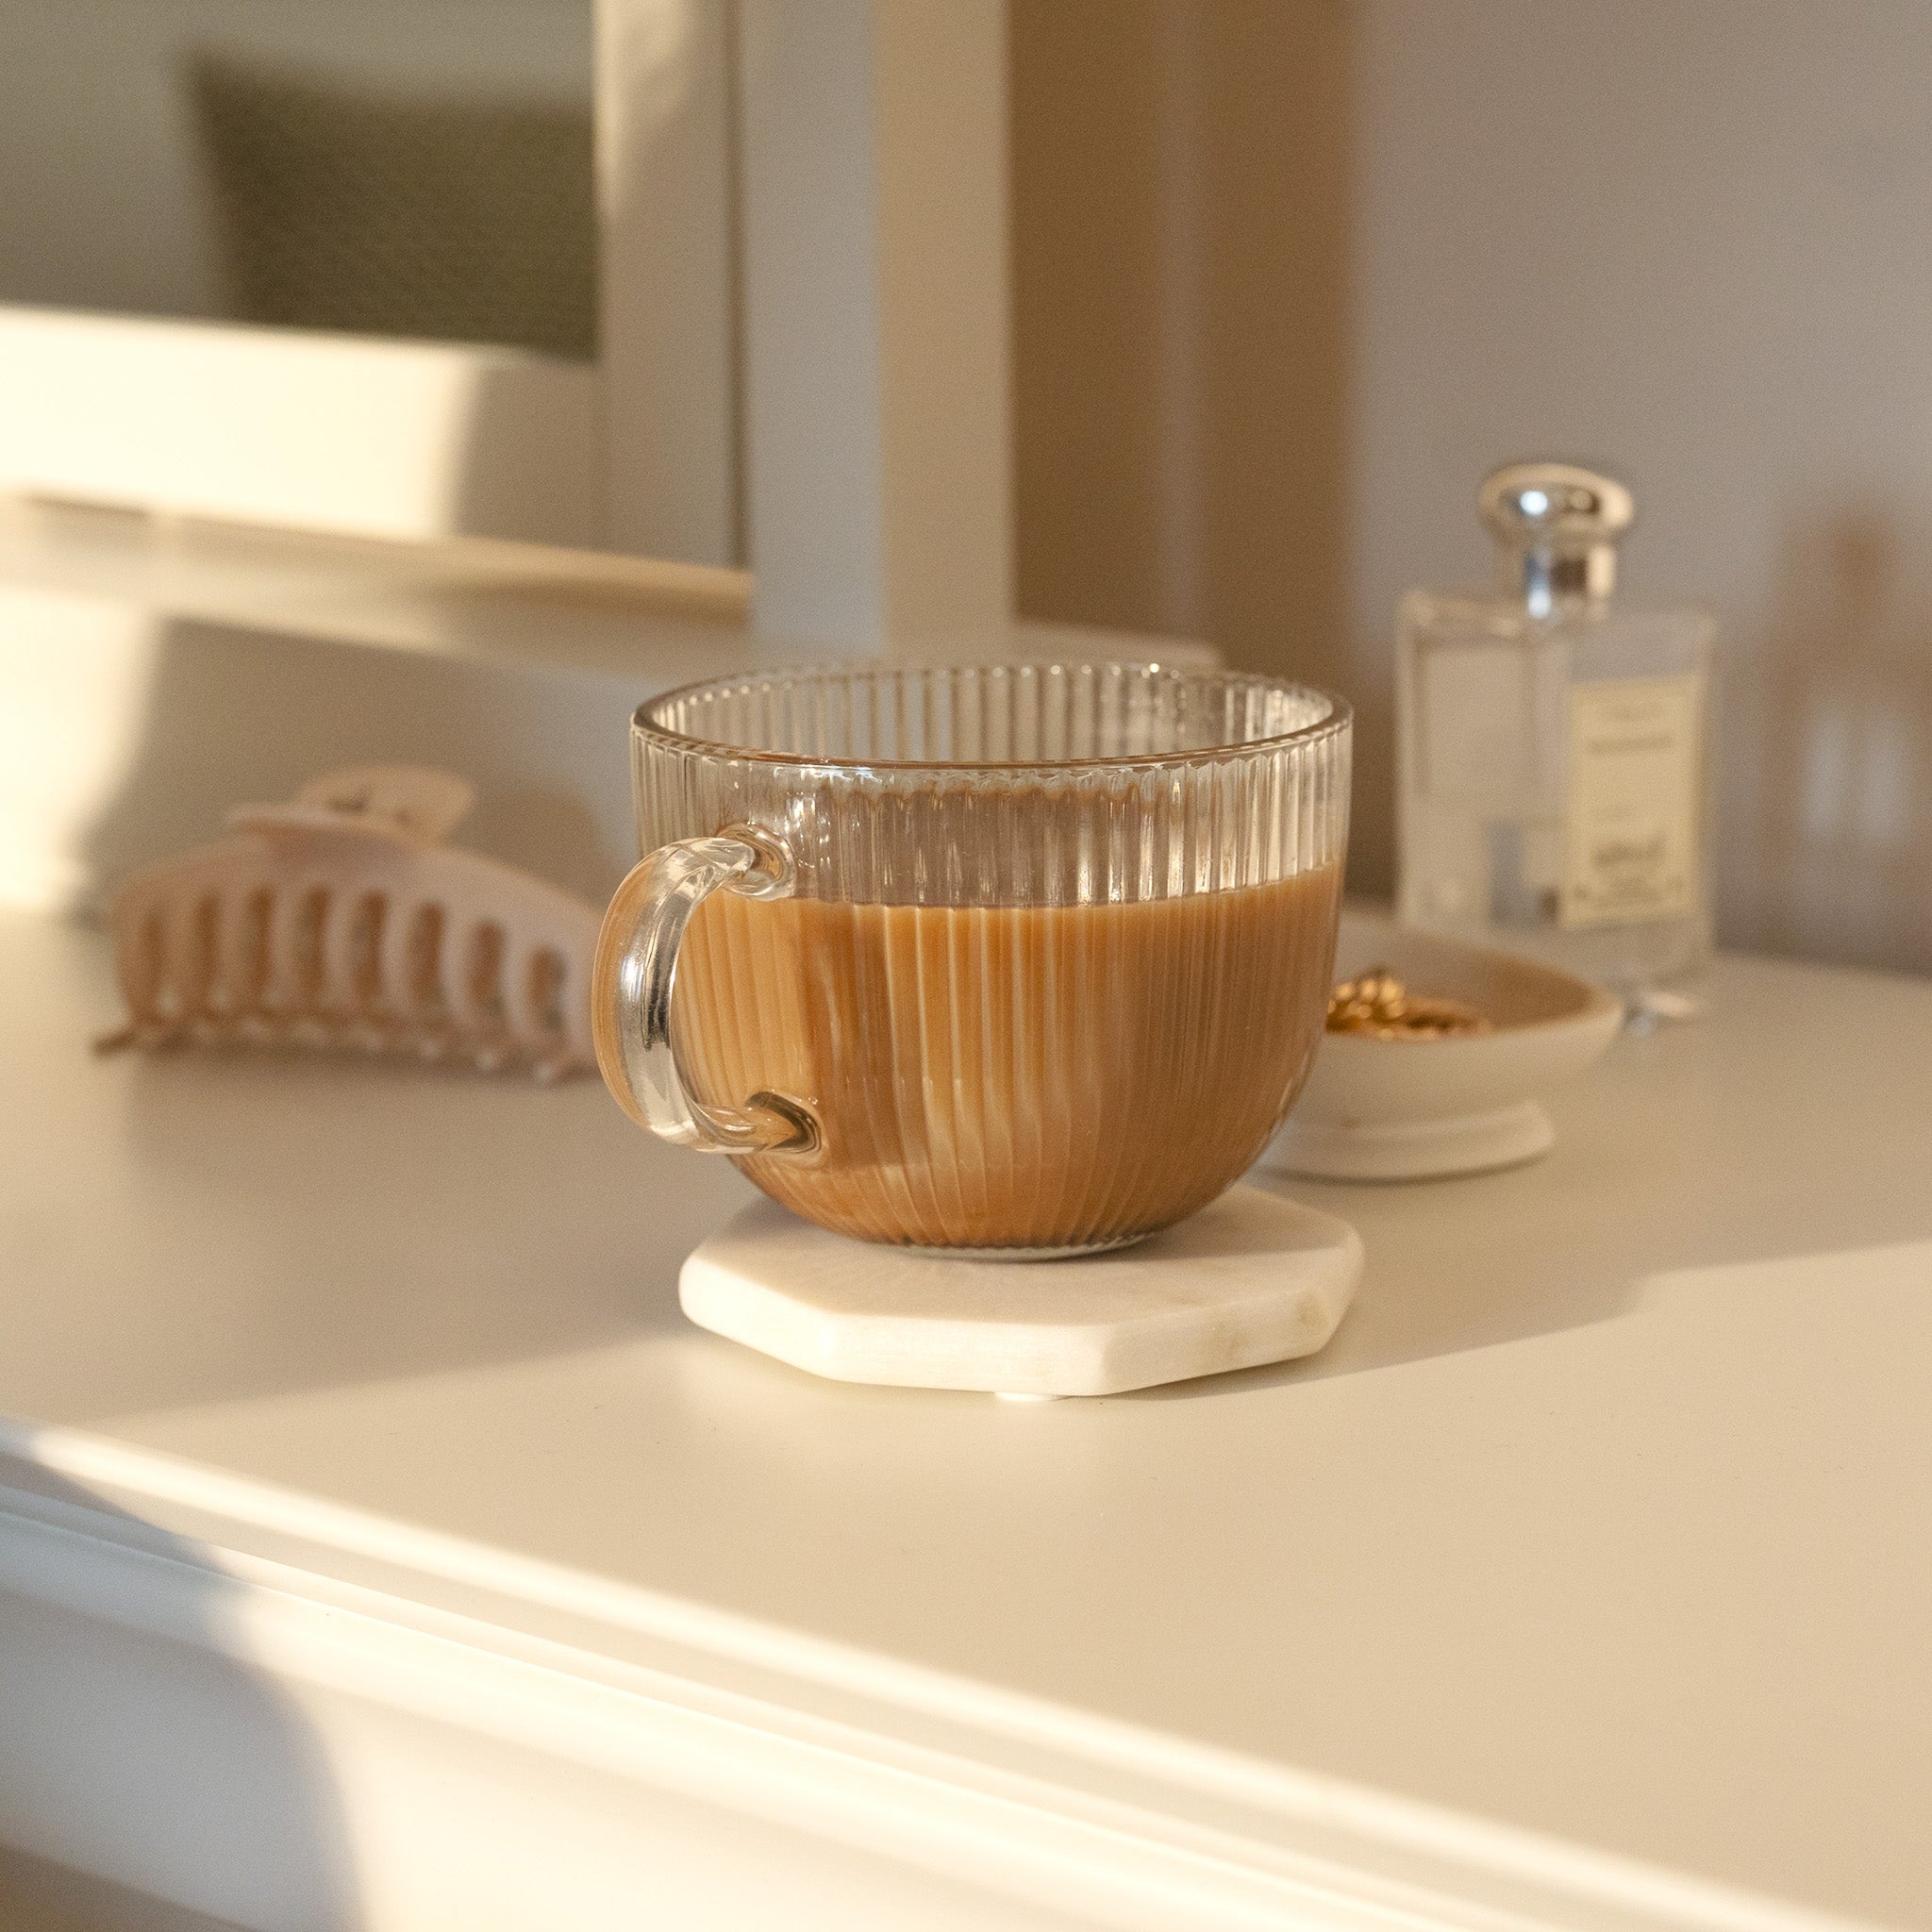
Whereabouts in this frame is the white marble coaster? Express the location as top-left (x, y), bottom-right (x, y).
top-left (678, 1184), bottom-right (1363, 1397)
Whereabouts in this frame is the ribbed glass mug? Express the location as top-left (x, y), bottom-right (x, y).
top-left (591, 663), bottom-right (1350, 1257)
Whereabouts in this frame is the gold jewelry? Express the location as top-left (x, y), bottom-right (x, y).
top-left (1326, 967), bottom-right (1492, 1041)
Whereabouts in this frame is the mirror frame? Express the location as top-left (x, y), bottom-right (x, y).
top-left (0, 0), bottom-right (735, 565)
top-left (0, 0), bottom-right (1016, 654)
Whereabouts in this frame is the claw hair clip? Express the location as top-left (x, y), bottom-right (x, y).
top-left (97, 766), bottom-right (599, 1081)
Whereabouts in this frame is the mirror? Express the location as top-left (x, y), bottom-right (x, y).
top-left (0, 0), bottom-right (594, 358)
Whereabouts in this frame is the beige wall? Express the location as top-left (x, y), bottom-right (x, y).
top-left (1013, 0), bottom-right (1932, 974)
top-left (1010, 0), bottom-right (1351, 690)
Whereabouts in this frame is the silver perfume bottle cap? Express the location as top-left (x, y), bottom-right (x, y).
top-left (1479, 462), bottom-right (1634, 614)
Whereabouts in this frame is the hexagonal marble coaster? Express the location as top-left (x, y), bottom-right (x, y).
top-left (678, 1184), bottom-right (1363, 1397)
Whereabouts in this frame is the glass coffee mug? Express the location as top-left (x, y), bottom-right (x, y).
top-left (592, 663), bottom-right (1350, 1257)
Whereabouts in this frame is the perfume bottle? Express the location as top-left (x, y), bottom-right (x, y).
top-left (1396, 463), bottom-right (1715, 1013)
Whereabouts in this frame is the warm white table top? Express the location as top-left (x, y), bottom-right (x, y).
top-left (5, 908), bottom-right (1931, 1930)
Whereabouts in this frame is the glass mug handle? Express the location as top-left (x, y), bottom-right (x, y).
top-left (591, 824), bottom-right (820, 1158)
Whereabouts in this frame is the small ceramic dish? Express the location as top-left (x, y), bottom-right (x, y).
top-left (1258, 908), bottom-right (1624, 1182)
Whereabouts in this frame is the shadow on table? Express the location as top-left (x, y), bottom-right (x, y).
top-left (0, 1454), bottom-right (361, 1929)
top-left (1124, 985), bottom-right (1932, 1403)
top-left (1, 918), bottom-right (753, 1429)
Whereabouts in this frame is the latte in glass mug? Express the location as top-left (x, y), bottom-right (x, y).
top-left (593, 663), bottom-right (1350, 1257)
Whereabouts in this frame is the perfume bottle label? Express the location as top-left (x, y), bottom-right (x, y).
top-left (1559, 674), bottom-right (1704, 928)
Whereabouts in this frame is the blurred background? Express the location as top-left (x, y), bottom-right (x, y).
top-left (5, 0), bottom-right (1931, 972)
top-left (1011, 0), bottom-right (1932, 974)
